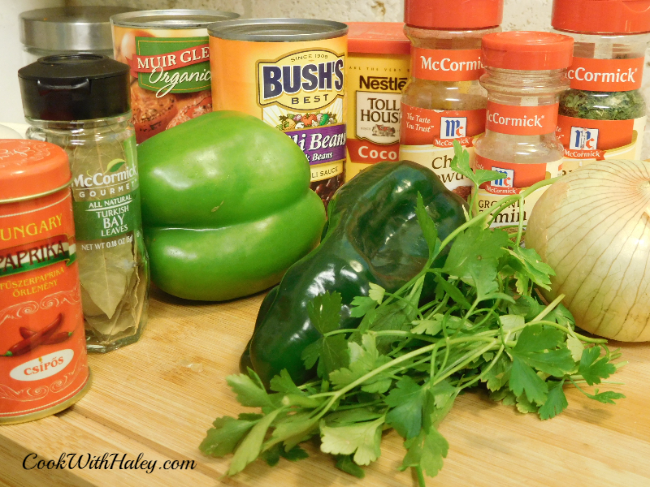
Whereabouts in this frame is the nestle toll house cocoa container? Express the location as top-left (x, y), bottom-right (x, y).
top-left (209, 19), bottom-right (348, 207)
top-left (111, 9), bottom-right (239, 143)
top-left (0, 140), bottom-right (91, 424)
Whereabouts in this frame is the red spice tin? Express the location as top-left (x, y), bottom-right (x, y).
top-left (0, 140), bottom-right (91, 424)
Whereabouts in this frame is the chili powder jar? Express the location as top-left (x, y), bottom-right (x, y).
top-left (0, 139), bottom-right (91, 424)
top-left (473, 31), bottom-right (574, 228)
top-left (552, 0), bottom-right (650, 170)
top-left (399, 0), bottom-right (503, 200)
top-left (345, 22), bottom-right (411, 181)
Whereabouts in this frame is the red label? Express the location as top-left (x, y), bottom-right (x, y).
top-left (126, 44), bottom-right (210, 77)
top-left (556, 115), bottom-right (635, 159)
top-left (412, 48), bottom-right (483, 82)
top-left (568, 57), bottom-right (644, 92)
top-left (486, 102), bottom-right (559, 136)
top-left (400, 103), bottom-right (486, 146)
top-left (347, 140), bottom-right (400, 164)
top-left (0, 190), bottom-right (89, 420)
top-left (475, 155), bottom-right (562, 193)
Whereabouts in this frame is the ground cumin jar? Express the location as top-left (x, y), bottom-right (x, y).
top-left (111, 9), bottom-right (239, 143)
top-left (209, 19), bottom-right (348, 207)
top-left (345, 23), bottom-right (411, 181)
top-left (0, 140), bottom-right (91, 424)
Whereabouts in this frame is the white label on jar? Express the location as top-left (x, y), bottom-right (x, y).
top-left (356, 91), bottom-right (401, 145)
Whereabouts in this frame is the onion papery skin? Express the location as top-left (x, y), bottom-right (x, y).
top-left (527, 159), bottom-right (650, 342)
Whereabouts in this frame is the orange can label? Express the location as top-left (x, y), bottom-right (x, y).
top-left (486, 102), bottom-right (559, 136)
top-left (411, 48), bottom-right (483, 82)
top-left (568, 57), bottom-right (644, 92)
top-left (0, 189), bottom-right (89, 420)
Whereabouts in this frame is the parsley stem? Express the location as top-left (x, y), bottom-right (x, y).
top-left (515, 193), bottom-right (525, 248)
top-left (515, 320), bottom-right (608, 344)
top-left (433, 340), bottom-right (500, 386)
top-left (531, 294), bottom-right (565, 322)
top-left (415, 466), bottom-right (426, 487)
top-left (457, 345), bottom-right (505, 390)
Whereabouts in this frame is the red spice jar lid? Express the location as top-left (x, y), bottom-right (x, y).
top-left (347, 22), bottom-right (411, 55)
top-left (0, 140), bottom-right (71, 202)
top-left (552, 0), bottom-right (650, 34)
top-left (404, 0), bottom-right (504, 30)
top-left (482, 31), bottom-right (575, 70)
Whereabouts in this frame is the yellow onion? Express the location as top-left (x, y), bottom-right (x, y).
top-left (527, 159), bottom-right (650, 342)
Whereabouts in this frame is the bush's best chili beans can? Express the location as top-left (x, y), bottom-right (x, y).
top-left (111, 9), bottom-right (239, 144)
top-left (0, 140), bottom-right (91, 424)
top-left (209, 19), bottom-right (348, 207)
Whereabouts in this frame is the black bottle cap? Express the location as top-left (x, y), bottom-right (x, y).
top-left (18, 54), bottom-right (130, 121)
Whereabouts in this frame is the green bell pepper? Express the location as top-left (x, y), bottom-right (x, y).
top-left (243, 161), bottom-right (467, 386)
top-left (137, 111), bottom-right (326, 301)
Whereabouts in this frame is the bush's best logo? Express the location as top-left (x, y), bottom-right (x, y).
top-left (258, 50), bottom-right (345, 110)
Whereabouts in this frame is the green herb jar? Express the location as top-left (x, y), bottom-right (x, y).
top-left (19, 54), bottom-right (149, 353)
top-left (552, 0), bottom-right (650, 172)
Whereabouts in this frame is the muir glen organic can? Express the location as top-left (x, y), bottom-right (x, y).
top-left (209, 19), bottom-right (348, 207)
top-left (0, 140), bottom-right (91, 424)
top-left (111, 9), bottom-right (239, 144)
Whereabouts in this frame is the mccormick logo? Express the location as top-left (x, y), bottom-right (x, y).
top-left (570, 127), bottom-right (599, 150)
top-left (258, 50), bottom-right (345, 111)
top-left (359, 76), bottom-right (408, 91)
top-left (419, 56), bottom-right (481, 73)
top-left (568, 67), bottom-right (637, 85)
top-left (440, 117), bottom-right (467, 139)
top-left (487, 111), bottom-right (544, 128)
top-left (491, 167), bottom-right (514, 188)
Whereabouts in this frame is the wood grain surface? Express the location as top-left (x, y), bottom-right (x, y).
top-left (1, 287), bottom-right (649, 487)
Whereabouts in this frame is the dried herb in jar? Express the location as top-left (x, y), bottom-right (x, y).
top-left (559, 89), bottom-right (646, 120)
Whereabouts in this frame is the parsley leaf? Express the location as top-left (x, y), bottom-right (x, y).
top-left (399, 428), bottom-right (449, 478)
top-left (451, 139), bottom-right (503, 187)
top-left (308, 291), bottom-right (342, 335)
top-left (229, 409), bottom-right (282, 475)
top-left (538, 381), bottom-right (568, 420)
top-left (270, 369), bottom-right (303, 395)
top-left (579, 346), bottom-right (616, 385)
top-left (227, 371), bottom-right (279, 409)
top-left (509, 357), bottom-right (548, 405)
top-left (385, 377), bottom-right (433, 440)
top-left (506, 246), bottom-right (555, 291)
top-left (302, 335), bottom-right (349, 379)
top-left (511, 325), bottom-right (576, 377)
top-left (320, 417), bottom-right (385, 466)
top-left (415, 192), bottom-right (440, 260)
top-left (350, 296), bottom-right (378, 318)
top-left (200, 415), bottom-right (258, 457)
top-left (368, 283), bottom-right (385, 304)
top-left (584, 389), bottom-right (626, 405)
top-left (335, 455), bottom-right (365, 478)
top-left (329, 334), bottom-right (392, 392)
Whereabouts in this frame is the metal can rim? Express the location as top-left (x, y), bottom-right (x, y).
top-left (110, 9), bottom-right (240, 29)
top-left (208, 18), bottom-right (349, 42)
top-left (0, 180), bottom-right (71, 205)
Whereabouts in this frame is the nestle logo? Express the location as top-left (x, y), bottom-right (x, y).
top-left (569, 127), bottom-right (599, 150)
top-left (440, 117), bottom-right (467, 139)
top-left (491, 167), bottom-right (514, 188)
top-left (359, 76), bottom-right (408, 91)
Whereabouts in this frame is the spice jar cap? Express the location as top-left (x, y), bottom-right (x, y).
top-left (482, 31), bottom-right (575, 70)
top-left (552, 0), bottom-right (650, 34)
top-left (18, 54), bottom-right (130, 122)
top-left (404, 0), bottom-right (504, 30)
top-left (0, 140), bottom-right (71, 202)
top-left (347, 22), bottom-right (411, 55)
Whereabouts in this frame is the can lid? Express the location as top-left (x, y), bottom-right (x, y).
top-left (404, 0), bottom-right (504, 30)
top-left (0, 140), bottom-right (70, 202)
top-left (482, 31), bottom-right (574, 70)
top-left (347, 22), bottom-right (410, 55)
top-left (208, 18), bottom-right (348, 42)
top-left (20, 7), bottom-right (135, 52)
top-left (552, 0), bottom-right (650, 34)
top-left (110, 9), bottom-right (239, 29)
top-left (18, 54), bottom-right (130, 122)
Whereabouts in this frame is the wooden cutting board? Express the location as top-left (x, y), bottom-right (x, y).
top-left (1, 288), bottom-right (649, 487)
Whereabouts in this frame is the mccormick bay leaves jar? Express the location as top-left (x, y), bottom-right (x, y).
top-left (473, 32), bottom-right (574, 228)
top-left (0, 140), bottom-right (91, 424)
top-left (111, 9), bottom-right (239, 143)
top-left (19, 55), bottom-right (149, 353)
top-left (399, 0), bottom-right (503, 200)
top-left (552, 0), bottom-right (650, 171)
top-left (345, 22), bottom-right (411, 181)
top-left (209, 19), bottom-right (348, 207)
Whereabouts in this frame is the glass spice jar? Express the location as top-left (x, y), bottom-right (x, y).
top-left (399, 0), bottom-right (503, 200)
top-left (552, 0), bottom-right (650, 171)
top-left (473, 32), bottom-right (574, 228)
top-left (18, 54), bottom-right (149, 353)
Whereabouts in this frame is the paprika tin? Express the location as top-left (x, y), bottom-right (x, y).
top-left (0, 140), bottom-right (91, 424)
top-left (111, 9), bottom-right (239, 144)
top-left (209, 19), bottom-right (348, 207)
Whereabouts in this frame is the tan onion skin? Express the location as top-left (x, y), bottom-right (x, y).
top-left (527, 159), bottom-right (650, 342)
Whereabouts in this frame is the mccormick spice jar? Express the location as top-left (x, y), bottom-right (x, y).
top-left (552, 0), bottom-right (650, 171)
top-left (19, 55), bottom-right (149, 353)
top-left (473, 32), bottom-right (574, 228)
top-left (399, 0), bottom-right (503, 200)
top-left (345, 23), bottom-right (411, 181)
top-left (209, 19), bottom-right (348, 207)
top-left (111, 9), bottom-right (239, 144)
top-left (0, 139), bottom-right (91, 424)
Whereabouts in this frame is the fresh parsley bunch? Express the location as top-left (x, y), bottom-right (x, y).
top-left (200, 142), bottom-right (625, 485)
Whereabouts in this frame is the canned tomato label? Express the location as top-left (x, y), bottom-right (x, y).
top-left (210, 19), bottom-right (348, 207)
top-left (0, 141), bottom-right (90, 423)
top-left (111, 10), bottom-right (239, 143)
